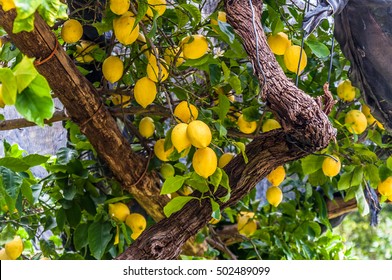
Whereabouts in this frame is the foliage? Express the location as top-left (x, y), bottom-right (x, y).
top-left (0, 0), bottom-right (391, 260)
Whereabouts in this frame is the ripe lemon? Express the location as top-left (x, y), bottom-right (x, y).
top-left (345, 109), bottom-right (367, 134)
top-left (237, 114), bottom-right (257, 134)
top-left (322, 155), bottom-right (341, 177)
top-left (0, 248), bottom-right (11, 260)
top-left (377, 177), bottom-right (392, 197)
top-left (266, 186), bottom-right (283, 207)
top-left (160, 163), bottom-right (175, 179)
top-left (218, 153), bottom-right (234, 168)
top-left (125, 213), bottom-right (147, 240)
top-left (164, 46), bottom-right (184, 67)
top-left (174, 101), bottom-right (198, 123)
top-left (181, 34), bottom-right (209, 60)
top-left (337, 79), bottom-right (356, 102)
top-left (0, 85), bottom-right (5, 108)
top-left (108, 202), bottom-right (130, 222)
top-left (192, 147), bottom-right (217, 178)
top-left (5, 236), bottom-right (23, 260)
top-left (237, 212), bottom-right (257, 236)
top-left (284, 45), bottom-right (307, 73)
top-left (1, 0), bottom-right (15, 11)
top-left (266, 165), bottom-right (285, 186)
top-left (113, 12), bottom-right (140, 45)
top-left (75, 41), bottom-right (98, 63)
top-left (154, 139), bottom-right (174, 161)
top-left (102, 56), bottom-right (124, 83)
top-left (267, 32), bottom-right (291, 55)
top-left (146, 54), bottom-right (169, 82)
top-left (262, 119), bottom-right (281, 132)
top-left (134, 76), bottom-right (157, 108)
top-left (110, 0), bottom-right (130, 15)
top-left (211, 11), bottom-right (227, 26)
top-left (146, 0), bottom-right (166, 18)
top-left (361, 104), bottom-right (384, 130)
top-left (61, 19), bottom-right (83, 44)
top-left (171, 123), bottom-right (192, 152)
top-left (111, 94), bottom-right (131, 106)
top-left (187, 120), bottom-right (212, 149)
top-left (388, 195), bottom-right (392, 202)
top-left (139, 117), bottom-right (155, 138)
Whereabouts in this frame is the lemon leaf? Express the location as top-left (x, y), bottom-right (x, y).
top-left (210, 167), bottom-right (222, 191)
top-left (180, 4), bottom-right (201, 28)
top-left (210, 198), bottom-right (221, 220)
top-left (74, 223), bottom-right (89, 251)
top-left (161, 175), bottom-right (186, 195)
top-left (12, 56), bottom-right (38, 93)
top-left (355, 186), bottom-right (369, 216)
top-left (301, 154), bottom-right (324, 175)
top-left (305, 37), bottom-right (330, 58)
top-left (88, 221), bottom-right (113, 259)
top-left (0, 68), bottom-right (17, 105)
top-left (163, 196), bottom-right (196, 218)
top-left (218, 94), bottom-right (230, 122)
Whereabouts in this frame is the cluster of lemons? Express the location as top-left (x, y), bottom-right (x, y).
top-left (109, 202), bottom-right (147, 240)
top-left (265, 166), bottom-right (285, 207)
top-left (0, 236), bottom-right (24, 260)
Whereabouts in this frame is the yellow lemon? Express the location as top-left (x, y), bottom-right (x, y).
top-left (0, 0), bottom-right (15, 11)
top-left (237, 212), bottom-right (257, 236)
top-left (146, 54), bottom-right (169, 82)
top-left (322, 155), bottom-right (341, 177)
top-left (187, 120), bottom-right (212, 149)
top-left (125, 213), bottom-right (147, 239)
top-left (361, 104), bottom-right (384, 130)
top-left (108, 202), bottom-right (130, 222)
top-left (284, 45), bottom-right (307, 73)
top-left (111, 94), bottom-right (131, 106)
top-left (139, 117), bottom-right (155, 138)
top-left (134, 76), bottom-right (157, 108)
top-left (102, 56), bottom-right (124, 83)
top-left (267, 32), bottom-right (291, 55)
top-left (0, 84), bottom-right (5, 108)
top-left (192, 147), bottom-right (217, 178)
top-left (181, 34), bottom-right (209, 60)
top-left (262, 119), bottom-right (281, 132)
top-left (146, 0), bottom-right (166, 18)
top-left (0, 248), bottom-right (11, 260)
top-left (171, 123), bottom-right (192, 152)
top-left (211, 11), bottom-right (227, 26)
top-left (61, 19), bottom-right (83, 44)
top-left (154, 139), bottom-right (174, 161)
top-left (337, 79), bottom-right (356, 102)
top-left (5, 236), bottom-right (23, 260)
top-left (110, 0), bottom-right (130, 15)
top-left (75, 41), bottom-right (98, 63)
top-left (218, 153), bottom-right (234, 168)
top-left (345, 109), bottom-right (367, 134)
top-left (113, 12), bottom-right (140, 45)
top-left (266, 186), bottom-right (283, 207)
top-left (160, 163), bottom-right (175, 179)
top-left (164, 46), bottom-right (184, 67)
top-left (377, 177), bottom-right (392, 197)
top-left (173, 101), bottom-right (198, 123)
top-left (266, 165), bottom-right (285, 186)
top-left (237, 114), bottom-right (257, 134)
top-left (388, 194), bottom-right (392, 202)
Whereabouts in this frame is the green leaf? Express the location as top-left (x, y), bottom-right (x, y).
top-left (135, 0), bottom-right (148, 24)
top-left (387, 156), bottom-right (392, 170)
top-left (15, 75), bottom-right (54, 126)
top-left (59, 253), bottom-right (85, 260)
top-left (221, 61), bottom-right (230, 80)
top-left (217, 94), bottom-right (230, 122)
top-left (379, 164), bottom-right (392, 181)
top-left (37, 0), bottom-right (68, 27)
top-left (74, 223), bottom-right (90, 251)
top-left (21, 180), bottom-right (33, 205)
top-left (242, 106), bottom-right (260, 122)
top-left (0, 68), bottom-right (17, 105)
top-left (305, 37), bottom-right (330, 58)
top-left (0, 157), bottom-right (30, 172)
top-left (31, 184), bottom-right (42, 204)
top-left (12, 56), bottom-right (38, 93)
top-left (338, 172), bottom-right (352, 191)
top-left (56, 147), bottom-right (78, 165)
top-left (13, 14), bottom-right (35, 33)
top-left (210, 198), bottom-right (221, 220)
top-left (180, 4), bottom-right (201, 27)
top-left (161, 175), bottom-right (186, 195)
top-left (209, 64), bottom-right (221, 86)
top-left (23, 154), bottom-right (50, 167)
top-left (217, 22), bottom-right (235, 43)
top-left (56, 208), bottom-right (66, 231)
top-left (65, 203), bottom-right (82, 227)
top-left (235, 142), bottom-right (248, 164)
top-left (163, 196), bottom-right (196, 217)
top-left (175, 7), bottom-right (189, 29)
top-left (355, 186), bottom-right (369, 216)
top-left (351, 166), bottom-right (364, 187)
top-left (186, 172), bottom-right (209, 193)
top-left (301, 155), bottom-right (324, 175)
top-left (228, 75), bottom-right (242, 94)
top-left (88, 221), bottom-right (113, 259)
top-left (0, 167), bottom-right (23, 202)
top-left (210, 167), bottom-right (222, 191)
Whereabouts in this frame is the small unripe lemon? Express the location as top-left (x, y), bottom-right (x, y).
top-left (109, 202), bottom-right (130, 222)
top-left (345, 109), bottom-right (367, 134)
top-left (134, 76), bottom-right (157, 108)
top-left (322, 155), bottom-right (341, 177)
top-left (187, 120), bottom-right (212, 149)
top-left (262, 119), bottom-right (281, 132)
top-left (237, 212), bottom-right (257, 236)
top-left (237, 114), bottom-right (257, 134)
top-left (75, 41), bottom-right (98, 63)
top-left (267, 32), bottom-right (291, 55)
top-left (102, 56), bottom-right (124, 83)
top-left (146, 54), bottom-right (169, 82)
top-left (266, 165), bottom-right (285, 186)
top-left (284, 45), bottom-right (307, 73)
top-left (154, 139), bottom-right (174, 162)
top-left (181, 34), bottom-right (209, 60)
top-left (61, 19), bottom-right (83, 44)
top-left (171, 123), bottom-right (192, 152)
top-left (174, 101), bottom-right (198, 123)
top-left (113, 12), bottom-right (140, 45)
top-left (110, 0), bottom-right (130, 15)
top-left (218, 153), bottom-right (234, 168)
top-left (125, 213), bottom-right (147, 240)
top-left (192, 147), bottom-right (217, 178)
top-left (146, 0), bottom-right (167, 18)
top-left (5, 236), bottom-right (23, 260)
top-left (377, 177), bottom-right (392, 197)
top-left (160, 163), bottom-right (175, 179)
top-left (139, 117), bottom-right (155, 138)
top-left (266, 186), bottom-right (283, 207)
top-left (337, 80), bottom-right (356, 102)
